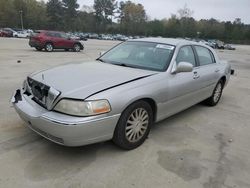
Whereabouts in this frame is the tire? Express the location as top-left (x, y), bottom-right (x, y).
top-left (45, 43), bottom-right (53, 52)
top-left (113, 101), bottom-right (153, 150)
top-left (35, 47), bottom-right (42, 51)
top-left (64, 49), bottom-right (69, 51)
top-left (73, 43), bottom-right (81, 52)
top-left (204, 80), bottom-right (223, 106)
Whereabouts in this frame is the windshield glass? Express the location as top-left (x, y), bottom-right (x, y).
top-left (101, 41), bottom-right (175, 71)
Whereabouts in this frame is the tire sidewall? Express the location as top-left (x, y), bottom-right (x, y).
top-left (113, 101), bottom-right (153, 150)
top-left (211, 81), bottom-right (223, 105)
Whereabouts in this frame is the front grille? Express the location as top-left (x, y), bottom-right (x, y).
top-left (27, 77), bottom-right (49, 108)
top-left (27, 77), bottom-right (60, 110)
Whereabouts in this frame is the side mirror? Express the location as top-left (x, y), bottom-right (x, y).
top-left (175, 62), bottom-right (193, 73)
top-left (99, 51), bottom-right (106, 56)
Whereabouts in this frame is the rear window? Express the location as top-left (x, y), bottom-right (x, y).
top-left (194, 46), bottom-right (215, 66)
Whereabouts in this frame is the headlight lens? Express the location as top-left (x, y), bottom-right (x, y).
top-left (54, 99), bottom-right (111, 116)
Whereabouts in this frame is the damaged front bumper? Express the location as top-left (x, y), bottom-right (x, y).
top-left (11, 89), bottom-right (120, 146)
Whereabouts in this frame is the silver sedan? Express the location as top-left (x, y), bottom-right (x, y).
top-left (12, 38), bottom-right (232, 149)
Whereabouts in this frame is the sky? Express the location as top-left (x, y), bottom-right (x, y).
top-left (76, 0), bottom-right (250, 24)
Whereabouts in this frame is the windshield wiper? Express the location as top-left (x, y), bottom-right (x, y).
top-left (116, 63), bottom-right (137, 68)
top-left (96, 58), bottom-right (105, 62)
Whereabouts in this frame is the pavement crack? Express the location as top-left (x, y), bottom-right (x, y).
top-left (203, 133), bottom-right (231, 188)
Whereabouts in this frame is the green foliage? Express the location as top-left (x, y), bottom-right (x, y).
top-left (119, 1), bottom-right (146, 35)
top-left (47, 0), bottom-right (64, 30)
top-left (62, 0), bottom-right (79, 30)
top-left (94, 0), bottom-right (116, 31)
top-left (0, 0), bottom-right (249, 43)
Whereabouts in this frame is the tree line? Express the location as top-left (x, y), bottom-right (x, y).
top-left (0, 0), bottom-right (250, 43)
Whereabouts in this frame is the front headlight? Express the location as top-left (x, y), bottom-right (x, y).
top-left (54, 99), bottom-right (111, 116)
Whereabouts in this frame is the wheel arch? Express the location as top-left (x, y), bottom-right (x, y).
top-left (75, 42), bottom-right (83, 48)
top-left (121, 98), bottom-right (157, 123)
top-left (44, 41), bottom-right (54, 47)
top-left (220, 75), bottom-right (226, 88)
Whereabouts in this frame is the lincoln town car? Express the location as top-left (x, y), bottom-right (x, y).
top-left (12, 38), bottom-right (232, 149)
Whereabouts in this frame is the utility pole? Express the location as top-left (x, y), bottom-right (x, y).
top-left (20, 10), bottom-right (24, 30)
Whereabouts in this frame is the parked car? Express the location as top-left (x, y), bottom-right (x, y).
top-left (0, 29), bottom-right (9, 37)
top-left (79, 33), bottom-right (88, 41)
top-left (12, 38), bottom-right (232, 149)
top-left (215, 40), bottom-right (225, 49)
top-left (13, 30), bottom-right (30, 38)
top-left (29, 30), bottom-right (84, 52)
top-left (69, 34), bottom-right (80, 40)
top-left (224, 44), bottom-right (236, 50)
top-left (1, 28), bottom-right (14, 37)
top-left (88, 33), bottom-right (99, 39)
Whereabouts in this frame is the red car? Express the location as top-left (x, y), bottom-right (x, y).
top-left (29, 30), bottom-right (84, 52)
top-left (0, 28), bottom-right (13, 37)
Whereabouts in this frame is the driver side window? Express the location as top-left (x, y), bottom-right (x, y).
top-left (176, 46), bottom-right (196, 67)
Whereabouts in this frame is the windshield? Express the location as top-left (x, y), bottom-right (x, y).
top-left (100, 41), bottom-right (175, 71)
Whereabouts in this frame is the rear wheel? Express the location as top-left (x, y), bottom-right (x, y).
top-left (45, 43), bottom-right (53, 52)
top-left (205, 80), bottom-right (223, 106)
top-left (113, 101), bottom-right (153, 150)
top-left (73, 43), bottom-right (81, 52)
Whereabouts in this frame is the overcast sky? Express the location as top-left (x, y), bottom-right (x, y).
top-left (76, 0), bottom-right (250, 24)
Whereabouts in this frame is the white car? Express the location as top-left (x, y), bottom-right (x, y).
top-left (13, 30), bottom-right (30, 38)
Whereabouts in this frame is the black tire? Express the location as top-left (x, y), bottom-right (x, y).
top-left (45, 43), bottom-right (53, 52)
top-left (64, 49), bottom-right (69, 51)
top-left (113, 101), bottom-right (153, 150)
top-left (204, 80), bottom-right (223, 106)
top-left (73, 43), bottom-right (81, 52)
top-left (35, 47), bottom-right (42, 51)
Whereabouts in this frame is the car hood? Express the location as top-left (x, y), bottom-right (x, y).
top-left (30, 61), bottom-right (156, 99)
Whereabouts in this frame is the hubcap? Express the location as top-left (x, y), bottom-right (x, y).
top-left (74, 45), bottom-right (80, 51)
top-left (125, 108), bottom-right (149, 143)
top-left (213, 83), bottom-right (222, 102)
top-left (46, 44), bottom-right (53, 51)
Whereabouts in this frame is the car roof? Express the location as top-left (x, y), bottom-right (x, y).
top-left (129, 37), bottom-right (199, 46)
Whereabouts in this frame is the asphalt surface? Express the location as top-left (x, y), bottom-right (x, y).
top-left (0, 38), bottom-right (250, 188)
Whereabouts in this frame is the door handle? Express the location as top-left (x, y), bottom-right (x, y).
top-left (193, 71), bottom-right (200, 79)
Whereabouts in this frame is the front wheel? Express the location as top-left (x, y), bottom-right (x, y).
top-left (73, 43), bottom-right (81, 52)
top-left (205, 80), bottom-right (223, 106)
top-left (113, 101), bottom-right (153, 150)
top-left (45, 43), bottom-right (53, 52)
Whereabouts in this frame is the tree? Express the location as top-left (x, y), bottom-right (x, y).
top-left (94, 0), bottom-right (116, 31)
top-left (0, 0), bottom-right (17, 27)
top-left (62, 0), bottom-right (79, 30)
top-left (176, 4), bottom-right (195, 37)
top-left (47, 0), bottom-right (64, 30)
top-left (177, 4), bottom-right (194, 18)
top-left (119, 1), bottom-right (147, 35)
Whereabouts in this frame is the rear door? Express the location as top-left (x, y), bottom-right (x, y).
top-left (52, 32), bottom-right (65, 48)
top-left (193, 45), bottom-right (221, 97)
top-left (59, 32), bottom-right (74, 48)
